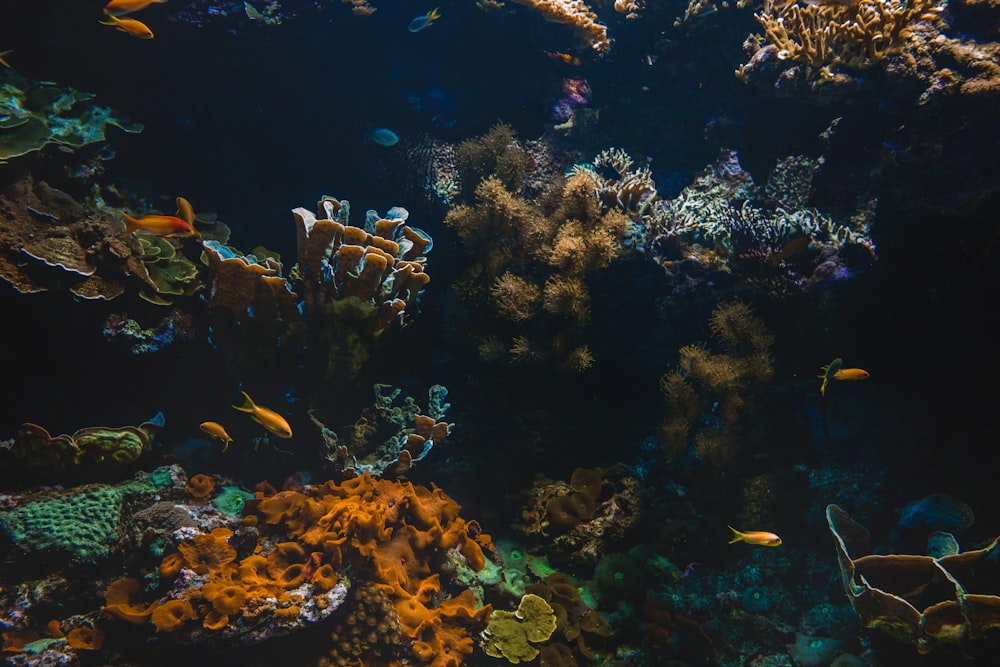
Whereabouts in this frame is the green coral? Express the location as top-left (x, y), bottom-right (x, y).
top-left (483, 593), bottom-right (557, 663)
top-left (212, 486), bottom-right (254, 516)
top-left (0, 479), bottom-right (155, 564)
top-left (0, 69), bottom-right (143, 163)
top-left (138, 236), bottom-right (200, 305)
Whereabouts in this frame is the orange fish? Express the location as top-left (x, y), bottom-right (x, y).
top-left (99, 15), bottom-right (155, 39)
top-left (232, 391), bottom-right (293, 439)
top-left (543, 50), bottom-right (581, 66)
top-left (120, 197), bottom-right (198, 237)
top-left (832, 368), bottom-right (870, 381)
top-left (199, 422), bottom-right (234, 452)
top-left (103, 0), bottom-right (168, 16)
top-left (728, 526), bottom-right (782, 547)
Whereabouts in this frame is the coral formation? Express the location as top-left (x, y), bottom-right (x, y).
top-left (445, 130), bottom-right (630, 372)
top-left (0, 68), bottom-right (143, 163)
top-left (658, 301), bottom-right (774, 470)
top-left (312, 383), bottom-right (452, 477)
top-left (203, 195), bottom-right (432, 389)
top-left (828, 504), bottom-right (1000, 653)
top-left (0, 417), bottom-right (158, 477)
top-left (482, 593), bottom-right (557, 663)
top-left (507, 0), bottom-right (611, 52)
top-left (0, 478), bottom-right (158, 565)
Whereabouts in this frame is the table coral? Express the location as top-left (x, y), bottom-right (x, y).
top-left (827, 504), bottom-right (1000, 652)
top-left (0, 69), bottom-right (142, 164)
top-left (1, 419), bottom-right (157, 477)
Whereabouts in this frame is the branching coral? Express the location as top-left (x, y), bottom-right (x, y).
top-left (507, 0), bottom-right (612, 52)
top-left (444, 139), bottom-right (629, 372)
top-left (658, 302), bottom-right (774, 470)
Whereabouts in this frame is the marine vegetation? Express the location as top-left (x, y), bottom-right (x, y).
top-left (658, 301), bottom-right (774, 470)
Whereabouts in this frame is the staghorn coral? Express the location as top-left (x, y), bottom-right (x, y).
top-left (658, 302), bottom-right (774, 470)
top-left (506, 0), bottom-right (611, 52)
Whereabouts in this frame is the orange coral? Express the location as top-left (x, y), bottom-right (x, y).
top-left (178, 528), bottom-right (237, 574)
top-left (66, 627), bottom-right (105, 650)
top-left (159, 552), bottom-right (183, 579)
top-left (186, 473), bottom-right (215, 499)
top-left (201, 582), bottom-right (248, 615)
top-left (103, 578), bottom-right (160, 626)
top-left (311, 563), bottom-right (339, 590)
top-left (151, 599), bottom-right (196, 633)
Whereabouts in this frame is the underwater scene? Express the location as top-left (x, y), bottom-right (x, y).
top-left (2, 0), bottom-right (1000, 666)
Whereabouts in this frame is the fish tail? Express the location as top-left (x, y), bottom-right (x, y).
top-left (727, 525), bottom-right (743, 544)
top-left (429, 6), bottom-right (441, 19)
top-left (221, 439), bottom-right (231, 453)
top-left (232, 391), bottom-right (256, 413)
top-left (820, 378), bottom-right (828, 396)
top-left (99, 16), bottom-right (118, 26)
top-left (119, 212), bottom-right (140, 237)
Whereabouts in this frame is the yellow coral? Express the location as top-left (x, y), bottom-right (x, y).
top-left (492, 272), bottom-right (542, 322)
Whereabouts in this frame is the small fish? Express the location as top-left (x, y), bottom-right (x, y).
top-left (408, 7), bottom-right (441, 32)
top-left (120, 197), bottom-right (198, 237)
top-left (543, 50), bottom-right (581, 66)
top-left (232, 391), bottom-right (293, 439)
top-left (773, 236), bottom-right (811, 262)
top-left (728, 526), bottom-right (782, 547)
top-left (818, 358), bottom-right (869, 395)
top-left (833, 368), bottom-right (870, 381)
top-left (0, 50), bottom-right (13, 69)
top-left (200, 421), bottom-right (234, 452)
top-left (99, 15), bottom-right (155, 39)
top-left (103, 0), bottom-right (168, 16)
top-left (368, 127), bottom-right (399, 146)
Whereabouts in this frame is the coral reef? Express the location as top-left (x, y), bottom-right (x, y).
top-left (203, 195), bottom-right (433, 390)
top-left (0, 417), bottom-right (160, 478)
top-left (311, 383), bottom-right (452, 477)
top-left (507, 0), bottom-right (611, 53)
top-left (514, 467), bottom-right (642, 568)
top-left (828, 504), bottom-right (1000, 653)
top-left (0, 69), bottom-right (142, 163)
top-left (445, 130), bottom-right (630, 372)
top-left (658, 301), bottom-right (774, 470)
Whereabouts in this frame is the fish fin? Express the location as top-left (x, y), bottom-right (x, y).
top-left (232, 391), bottom-right (255, 413)
top-left (99, 16), bottom-right (119, 26)
top-left (221, 440), bottom-right (230, 453)
top-left (119, 212), bottom-right (139, 237)
top-left (727, 525), bottom-right (743, 544)
top-left (176, 196), bottom-right (196, 225)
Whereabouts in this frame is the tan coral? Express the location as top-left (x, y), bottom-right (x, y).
top-left (509, 0), bottom-right (611, 52)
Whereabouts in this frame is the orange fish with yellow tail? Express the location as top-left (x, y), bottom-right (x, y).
top-left (120, 197), bottom-right (198, 238)
top-left (232, 391), bottom-right (293, 439)
top-left (728, 526), bottom-right (782, 547)
top-left (199, 422), bottom-right (234, 452)
top-left (100, 15), bottom-right (155, 39)
top-left (818, 358), bottom-right (870, 396)
top-left (103, 0), bottom-right (168, 16)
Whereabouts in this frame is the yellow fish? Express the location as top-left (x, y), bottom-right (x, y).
top-left (728, 526), bottom-right (782, 547)
top-left (120, 197), bottom-right (199, 237)
top-left (199, 422), bottom-right (234, 452)
top-left (232, 391), bottom-right (293, 439)
top-left (100, 15), bottom-right (155, 39)
top-left (103, 0), bottom-right (168, 16)
top-left (818, 358), bottom-right (869, 396)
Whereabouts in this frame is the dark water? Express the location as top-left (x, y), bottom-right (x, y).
top-left (3, 1), bottom-right (1000, 665)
